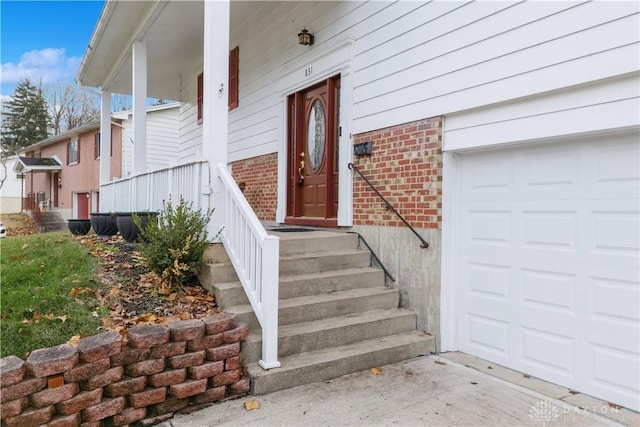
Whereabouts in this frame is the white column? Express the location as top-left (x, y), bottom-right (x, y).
top-left (99, 90), bottom-right (112, 188)
top-left (132, 40), bottom-right (147, 174)
top-left (203, 0), bottom-right (230, 235)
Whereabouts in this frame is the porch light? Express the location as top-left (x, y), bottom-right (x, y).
top-left (298, 28), bottom-right (314, 46)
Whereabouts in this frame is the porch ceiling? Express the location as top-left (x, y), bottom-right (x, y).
top-left (77, 1), bottom-right (264, 101)
top-left (78, 1), bottom-right (205, 101)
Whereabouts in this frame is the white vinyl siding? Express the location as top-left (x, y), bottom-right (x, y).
top-left (120, 105), bottom-right (180, 176)
top-left (190, 0), bottom-right (638, 163)
top-left (179, 61), bottom-right (203, 163)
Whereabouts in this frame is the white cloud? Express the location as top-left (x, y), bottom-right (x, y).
top-left (1, 48), bottom-right (81, 86)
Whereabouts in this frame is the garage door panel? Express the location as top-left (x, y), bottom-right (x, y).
top-left (521, 209), bottom-right (578, 252)
top-left (454, 132), bottom-right (640, 411)
top-left (466, 261), bottom-right (511, 301)
top-left (523, 146), bottom-right (580, 191)
top-left (519, 326), bottom-right (576, 379)
top-left (464, 313), bottom-right (511, 358)
top-left (587, 273), bottom-right (639, 326)
top-left (587, 344), bottom-right (639, 396)
top-left (520, 268), bottom-right (576, 314)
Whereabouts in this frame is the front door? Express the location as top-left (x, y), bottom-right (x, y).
top-left (286, 76), bottom-right (340, 226)
top-left (77, 192), bottom-right (90, 219)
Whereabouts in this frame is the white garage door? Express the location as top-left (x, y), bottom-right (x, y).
top-left (455, 132), bottom-right (640, 411)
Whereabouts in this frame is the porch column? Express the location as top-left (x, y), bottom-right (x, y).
top-left (99, 90), bottom-right (112, 189)
top-left (203, 0), bottom-right (229, 235)
top-left (132, 40), bottom-right (147, 174)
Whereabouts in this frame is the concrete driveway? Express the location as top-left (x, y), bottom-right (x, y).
top-left (160, 354), bottom-right (637, 427)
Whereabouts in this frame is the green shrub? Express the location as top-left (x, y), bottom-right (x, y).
top-left (134, 198), bottom-right (213, 289)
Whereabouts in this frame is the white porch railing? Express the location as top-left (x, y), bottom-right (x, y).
top-left (99, 161), bottom-right (280, 368)
top-left (99, 161), bottom-right (206, 213)
top-left (218, 164), bottom-right (280, 369)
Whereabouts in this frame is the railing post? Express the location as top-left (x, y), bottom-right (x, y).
top-left (258, 235), bottom-right (281, 369)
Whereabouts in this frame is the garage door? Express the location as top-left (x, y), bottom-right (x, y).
top-left (455, 132), bottom-right (639, 411)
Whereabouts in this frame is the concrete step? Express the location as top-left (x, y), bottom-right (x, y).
top-left (225, 287), bottom-right (399, 329)
top-left (207, 267), bottom-right (385, 308)
top-left (242, 308), bottom-right (418, 363)
top-left (247, 331), bottom-right (435, 395)
top-left (279, 249), bottom-right (371, 276)
top-left (269, 230), bottom-right (359, 256)
top-left (200, 249), bottom-right (371, 285)
top-left (202, 231), bottom-right (359, 264)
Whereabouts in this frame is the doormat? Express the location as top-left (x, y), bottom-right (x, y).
top-left (268, 227), bottom-right (315, 232)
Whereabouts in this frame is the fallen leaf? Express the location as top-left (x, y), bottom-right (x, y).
top-left (470, 381), bottom-right (478, 385)
top-left (69, 288), bottom-right (85, 297)
top-left (55, 315), bottom-right (67, 322)
top-left (608, 402), bottom-right (621, 409)
top-left (167, 293), bottom-right (178, 301)
top-left (434, 360), bottom-right (446, 365)
top-left (21, 243), bottom-right (29, 250)
top-left (523, 374), bottom-right (531, 379)
top-left (180, 312), bottom-right (191, 320)
top-left (68, 335), bottom-right (81, 347)
top-left (371, 367), bottom-right (382, 375)
top-left (244, 400), bottom-right (260, 411)
top-left (110, 288), bottom-right (122, 297)
top-left (568, 390), bottom-right (579, 395)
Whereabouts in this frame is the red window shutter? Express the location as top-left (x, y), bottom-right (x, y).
top-left (229, 46), bottom-right (239, 110)
top-left (197, 73), bottom-right (203, 125)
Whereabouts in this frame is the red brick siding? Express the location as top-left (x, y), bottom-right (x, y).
top-left (230, 153), bottom-right (278, 221)
top-left (351, 117), bottom-right (443, 229)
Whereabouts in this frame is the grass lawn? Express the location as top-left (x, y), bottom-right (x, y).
top-left (0, 232), bottom-right (106, 358)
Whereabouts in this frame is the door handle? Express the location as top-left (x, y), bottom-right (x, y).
top-left (298, 152), bottom-right (305, 185)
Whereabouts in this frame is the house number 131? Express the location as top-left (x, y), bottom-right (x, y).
top-left (304, 66), bottom-right (313, 77)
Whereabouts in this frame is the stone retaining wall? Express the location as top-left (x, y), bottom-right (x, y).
top-left (0, 313), bottom-right (249, 427)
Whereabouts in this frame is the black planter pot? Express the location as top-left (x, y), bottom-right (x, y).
top-left (90, 213), bottom-right (118, 238)
top-left (115, 212), bottom-right (158, 243)
top-left (67, 219), bottom-right (92, 235)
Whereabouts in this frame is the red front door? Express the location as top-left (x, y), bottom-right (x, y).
top-left (77, 192), bottom-right (90, 219)
top-left (52, 173), bottom-right (59, 208)
top-left (286, 76), bottom-right (340, 226)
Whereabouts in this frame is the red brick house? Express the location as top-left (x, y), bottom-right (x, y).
top-left (15, 121), bottom-right (122, 219)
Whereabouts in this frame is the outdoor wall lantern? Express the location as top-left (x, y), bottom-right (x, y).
top-left (298, 28), bottom-right (314, 46)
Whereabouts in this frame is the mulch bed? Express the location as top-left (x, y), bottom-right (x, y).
top-left (74, 235), bottom-right (220, 338)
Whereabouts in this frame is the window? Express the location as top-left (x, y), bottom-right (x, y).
top-left (67, 139), bottom-right (79, 165)
top-left (94, 132), bottom-right (101, 159)
top-left (197, 46), bottom-right (240, 125)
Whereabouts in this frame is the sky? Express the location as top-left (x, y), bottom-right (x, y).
top-left (0, 0), bottom-right (105, 102)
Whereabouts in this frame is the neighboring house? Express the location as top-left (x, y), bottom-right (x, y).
top-left (76, 1), bottom-right (640, 411)
top-left (0, 154), bottom-right (25, 214)
top-left (14, 121), bottom-right (123, 220)
top-left (113, 102), bottom-right (180, 177)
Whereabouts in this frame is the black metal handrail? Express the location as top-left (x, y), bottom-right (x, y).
top-left (347, 231), bottom-right (395, 286)
top-left (348, 162), bottom-right (429, 249)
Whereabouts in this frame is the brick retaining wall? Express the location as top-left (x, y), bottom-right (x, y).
top-left (0, 313), bottom-right (249, 427)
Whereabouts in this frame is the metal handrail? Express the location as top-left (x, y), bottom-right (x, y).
top-left (347, 231), bottom-right (395, 286)
top-left (348, 162), bottom-right (429, 249)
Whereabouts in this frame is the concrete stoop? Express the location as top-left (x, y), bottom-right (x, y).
top-left (199, 230), bottom-right (434, 395)
top-left (40, 210), bottom-right (67, 232)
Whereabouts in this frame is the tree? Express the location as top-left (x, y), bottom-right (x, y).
top-left (1, 79), bottom-right (49, 154)
top-left (45, 83), bottom-right (100, 134)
